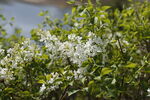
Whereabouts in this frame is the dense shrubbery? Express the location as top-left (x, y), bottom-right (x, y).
top-left (0, 0), bottom-right (150, 100)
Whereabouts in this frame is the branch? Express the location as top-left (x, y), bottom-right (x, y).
top-left (117, 37), bottom-right (124, 55)
top-left (59, 85), bottom-right (70, 100)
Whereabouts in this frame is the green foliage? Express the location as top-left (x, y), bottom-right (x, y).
top-left (0, 14), bottom-right (23, 50)
top-left (0, 0), bottom-right (150, 100)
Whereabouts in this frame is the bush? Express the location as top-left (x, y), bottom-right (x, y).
top-left (0, 0), bottom-right (150, 100)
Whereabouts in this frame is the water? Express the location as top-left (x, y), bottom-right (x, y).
top-left (0, 1), bottom-right (70, 37)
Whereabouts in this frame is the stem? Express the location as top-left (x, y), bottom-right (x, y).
top-left (119, 73), bottom-right (125, 100)
top-left (117, 37), bottom-right (124, 55)
top-left (59, 85), bottom-right (70, 100)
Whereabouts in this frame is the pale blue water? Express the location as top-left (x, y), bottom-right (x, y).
top-left (0, 1), bottom-right (69, 37)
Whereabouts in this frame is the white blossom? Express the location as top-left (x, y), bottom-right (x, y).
top-left (74, 68), bottom-right (85, 80)
top-left (40, 84), bottom-right (46, 93)
top-left (0, 68), bottom-right (8, 79)
top-left (0, 67), bottom-right (14, 82)
top-left (40, 72), bottom-right (62, 93)
top-left (38, 31), bottom-right (103, 66)
top-left (148, 88), bottom-right (150, 96)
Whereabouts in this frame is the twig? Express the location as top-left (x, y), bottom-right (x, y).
top-left (119, 73), bottom-right (125, 100)
top-left (117, 37), bottom-right (124, 55)
top-left (59, 85), bottom-right (70, 100)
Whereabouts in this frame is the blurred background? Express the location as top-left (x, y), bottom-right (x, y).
top-left (0, 0), bottom-right (71, 37)
top-left (0, 0), bottom-right (147, 37)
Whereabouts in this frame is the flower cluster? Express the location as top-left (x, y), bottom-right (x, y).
top-left (0, 39), bottom-right (42, 67)
top-left (40, 72), bottom-right (62, 93)
top-left (0, 67), bottom-right (14, 83)
top-left (0, 39), bottom-right (42, 83)
top-left (38, 30), bottom-right (103, 66)
top-left (40, 67), bottom-right (86, 94)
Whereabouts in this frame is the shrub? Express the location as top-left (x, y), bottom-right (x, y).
top-left (0, 0), bottom-right (150, 100)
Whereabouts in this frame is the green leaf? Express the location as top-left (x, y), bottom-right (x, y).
top-left (101, 68), bottom-right (112, 76)
top-left (101, 6), bottom-right (111, 11)
top-left (38, 11), bottom-right (48, 16)
top-left (88, 57), bottom-right (93, 63)
top-left (0, 14), bottom-right (6, 20)
top-left (143, 36), bottom-right (150, 39)
top-left (80, 8), bottom-right (87, 17)
top-left (128, 0), bottom-right (133, 2)
top-left (42, 54), bottom-right (49, 59)
top-left (38, 80), bottom-right (46, 84)
top-left (124, 63), bottom-right (137, 68)
top-left (88, 81), bottom-right (94, 87)
top-left (143, 67), bottom-right (150, 73)
top-left (81, 77), bottom-right (86, 84)
top-left (67, 0), bottom-right (75, 4)
top-left (21, 91), bottom-right (30, 97)
top-left (46, 74), bottom-right (52, 80)
top-left (11, 17), bottom-right (15, 21)
top-left (15, 28), bottom-right (22, 34)
top-left (82, 87), bottom-right (88, 92)
top-left (111, 78), bottom-right (116, 84)
top-left (4, 88), bottom-right (14, 91)
top-left (69, 81), bottom-right (74, 86)
top-left (68, 90), bottom-right (80, 96)
top-left (1, 31), bottom-right (6, 36)
top-left (94, 76), bottom-right (101, 81)
top-left (4, 88), bottom-right (14, 94)
top-left (72, 7), bottom-right (76, 14)
top-left (111, 40), bottom-right (117, 43)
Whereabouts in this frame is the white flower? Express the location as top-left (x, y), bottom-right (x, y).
top-left (74, 67), bottom-right (85, 80)
top-left (0, 68), bottom-right (14, 81)
top-left (7, 48), bottom-right (13, 54)
top-left (12, 62), bottom-right (18, 68)
top-left (122, 40), bottom-right (129, 45)
top-left (74, 22), bottom-right (79, 27)
top-left (40, 84), bottom-right (46, 92)
top-left (88, 31), bottom-right (94, 37)
top-left (0, 68), bottom-right (7, 74)
top-left (50, 85), bottom-right (58, 91)
top-left (48, 78), bottom-right (54, 84)
top-left (147, 88), bottom-right (150, 96)
top-left (68, 34), bottom-right (76, 40)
